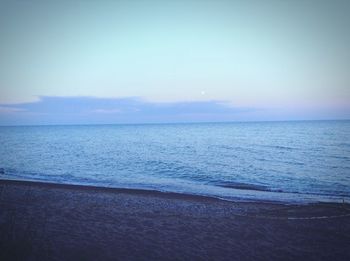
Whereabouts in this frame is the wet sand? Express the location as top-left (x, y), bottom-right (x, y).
top-left (0, 179), bottom-right (349, 260)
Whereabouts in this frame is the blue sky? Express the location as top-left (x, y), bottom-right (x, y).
top-left (0, 0), bottom-right (349, 125)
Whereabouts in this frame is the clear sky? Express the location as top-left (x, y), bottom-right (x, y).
top-left (0, 0), bottom-right (349, 125)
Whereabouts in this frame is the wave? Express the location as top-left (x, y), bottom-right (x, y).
top-left (263, 145), bottom-right (298, 151)
top-left (213, 181), bottom-right (274, 192)
top-left (329, 155), bottom-right (350, 160)
top-left (213, 180), bottom-right (350, 199)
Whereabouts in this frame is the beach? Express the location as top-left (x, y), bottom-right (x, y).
top-left (0, 179), bottom-right (349, 260)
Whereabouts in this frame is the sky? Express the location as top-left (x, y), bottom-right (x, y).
top-left (0, 0), bottom-right (349, 125)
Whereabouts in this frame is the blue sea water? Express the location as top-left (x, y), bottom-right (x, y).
top-left (0, 121), bottom-right (349, 203)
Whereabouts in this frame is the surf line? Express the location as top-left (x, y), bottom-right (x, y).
top-left (232, 205), bottom-right (350, 220)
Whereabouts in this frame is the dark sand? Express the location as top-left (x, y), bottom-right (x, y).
top-left (0, 180), bottom-right (349, 261)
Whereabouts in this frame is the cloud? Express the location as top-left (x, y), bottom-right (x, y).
top-left (92, 109), bottom-right (122, 114)
top-left (0, 96), bottom-right (257, 125)
top-left (0, 107), bottom-right (26, 113)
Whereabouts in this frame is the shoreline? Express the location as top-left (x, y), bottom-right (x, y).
top-left (2, 178), bottom-right (350, 220)
top-left (0, 177), bottom-right (348, 205)
top-left (1, 178), bottom-right (350, 260)
top-left (0, 178), bottom-right (291, 204)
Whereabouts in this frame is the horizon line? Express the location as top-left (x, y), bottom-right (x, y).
top-left (0, 119), bottom-right (349, 128)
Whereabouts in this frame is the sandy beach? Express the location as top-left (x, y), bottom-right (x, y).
top-left (0, 179), bottom-right (349, 260)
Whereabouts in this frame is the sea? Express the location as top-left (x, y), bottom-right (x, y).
top-left (0, 121), bottom-right (349, 203)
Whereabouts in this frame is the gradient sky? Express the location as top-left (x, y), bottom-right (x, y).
top-left (0, 0), bottom-right (349, 124)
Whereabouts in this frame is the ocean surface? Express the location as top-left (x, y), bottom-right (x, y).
top-left (0, 121), bottom-right (349, 203)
